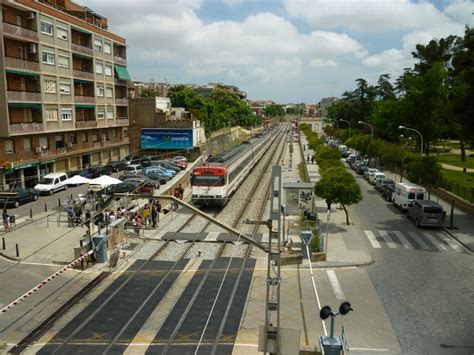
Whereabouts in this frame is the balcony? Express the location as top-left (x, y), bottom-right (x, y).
top-left (4, 57), bottom-right (40, 72)
top-left (75, 95), bottom-right (96, 104)
top-left (114, 78), bottom-right (127, 86)
top-left (7, 91), bottom-right (42, 101)
top-left (73, 69), bottom-right (94, 81)
top-left (113, 56), bottom-right (127, 66)
top-left (10, 122), bottom-right (43, 133)
top-left (71, 43), bottom-right (93, 56)
top-left (93, 141), bottom-right (101, 148)
top-left (75, 120), bottom-right (97, 128)
top-left (56, 147), bottom-right (66, 155)
top-left (115, 97), bottom-right (128, 106)
top-left (116, 118), bottom-right (129, 126)
top-left (3, 22), bottom-right (38, 41)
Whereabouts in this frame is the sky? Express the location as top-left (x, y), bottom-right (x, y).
top-left (80, 0), bottom-right (473, 104)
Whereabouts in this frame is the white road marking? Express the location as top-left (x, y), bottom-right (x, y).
top-left (392, 231), bottom-right (412, 249)
top-left (436, 233), bottom-right (464, 252)
top-left (364, 230), bottom-right (381, 248)
top-left (350, 347), bottom-right (391, 352)
top-left (326, 270), bottom-right (346, 300)
top-left (378, 230), bottom-right (398, 249)
top-left (423, 232), bottom-right (447, 250)
top-left (407, 231), bottom-right (431, 250)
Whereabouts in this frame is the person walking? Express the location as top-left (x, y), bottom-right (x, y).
top-left (2, 208), bottom-right (10, 232)
top-left (178, 184), bottom-right (184, 200)
top-left (143, 204), bottom-right (150, 227)
top-left (151, 204), bottom-right (158, 228)
top-left (311, 154), bottom-right (315, 164)
top-left (133, 214), bottom-right (142, 235)
top-left (66, 205), bottom-right (74, 227)
top-left (155, 201), bottom-right (161, 222)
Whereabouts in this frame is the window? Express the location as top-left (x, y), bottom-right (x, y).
top-left (58, 55), bottom-right (70, 68)
top-left (40, 21), bottom-right (53, 36)
top-left (57, 26), bottom-right (68, 40)
top-left (97, 110), bottom-right (105, 119)
top-left (59, 82), bottom-right (71, 94)
top-left (42, 51), bottom-right (55, 65)
top-left (45, 108), bottom-right (58, 121)
top-left (106, 109), bottom-right (114, 119)
top-left (92, 133), bottom-right (99, 142)
top-left (96, 85), bottom-right (105, 97)
top-left (124, 128), bottom-right (128, 137)
top-left (69, 133), bottom-right (77, 144)
top-left (44, 80), bottom-right (57, 93)
top-left (23, 138), bottom-right (31, 152)
top-left (105, 65), bottom-right (112, 76)
top-left (94, 39), bottom-right (102, 51)
top-left (106, 87), bottom-right (113, 98)
top-left (95, 62), bottom-right (103, 74)
top-left (82, 132), bottom-right (88, 143)
top-left (104, 42), bottom-right (111, 54)
top-left (113, 128), bottom-right (118, 138)
top-left (61, 109), bottom-right (72, 121)
top-left (4, 140), bottom-right (14, 154)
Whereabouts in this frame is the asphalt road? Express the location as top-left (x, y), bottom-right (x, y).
top-left (348, 168), bottom-right (474, 355)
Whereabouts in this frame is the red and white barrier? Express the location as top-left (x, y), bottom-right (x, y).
top-left (1, 249), bottom-right (94, 314)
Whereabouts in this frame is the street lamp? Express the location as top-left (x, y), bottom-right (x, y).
top-left (339, 119), bottom-right (351, 137)
top-left (358, 120), bottom-right (373, 142)
top-left (399, 125), bottom-right (423, 155)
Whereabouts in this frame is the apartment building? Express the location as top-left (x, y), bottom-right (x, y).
top-left (0, 0), bottom-right (131, 189)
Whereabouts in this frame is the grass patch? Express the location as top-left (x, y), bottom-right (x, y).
top-left (441, 169), bottom-right (474, 201)
top-left (298, 162), bottom-right (309, 182)
top-left (436, 155), bottom-right (474, 169)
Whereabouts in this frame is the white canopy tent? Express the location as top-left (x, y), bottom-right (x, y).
top-left (66, 175), bottom-right (91, 185)
top-left (89, 175), bottom-right (122, 188)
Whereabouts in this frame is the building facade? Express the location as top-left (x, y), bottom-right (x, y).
top-left (0, 0), bottom-right (131, 189)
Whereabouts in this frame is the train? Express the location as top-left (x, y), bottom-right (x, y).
top-left (191, 129), bottom-right (274, 206)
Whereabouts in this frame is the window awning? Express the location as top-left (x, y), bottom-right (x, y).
top-left (71, 26), bottom-right (91, 35)
top-left (72, 52), bottom-right (93, 60)
top-left (75, 104), bottom-right (95, 109)
top-left (8, 103), bottom-right (42, 110)
top-left (5, 69), bottom-right (40, 77)
top-left (114, 65), bottom-right (131, 81)
top-left (74, 78), bottom-right (93, 84)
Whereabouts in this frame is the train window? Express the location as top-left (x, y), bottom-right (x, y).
top-left (193, 175), bottom-right (225, 186)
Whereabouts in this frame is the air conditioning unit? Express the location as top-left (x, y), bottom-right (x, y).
top-left (35, 147), bottom-right (42, 153)
top-left (29, 43), bottom-right (37, 54)
top-left (26, 12), bottom-right (36, 20)
top-left (67, 142), bottom-right (73, 147)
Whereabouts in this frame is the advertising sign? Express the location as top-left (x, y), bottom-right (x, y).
top-left (140, 128), bottom-right (193, 150)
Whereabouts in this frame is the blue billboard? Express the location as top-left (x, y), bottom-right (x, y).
top-left (140, 128), bottom-right (193, 150)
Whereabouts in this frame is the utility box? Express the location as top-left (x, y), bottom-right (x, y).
top-left (93, 234), bottom-right (108, 263)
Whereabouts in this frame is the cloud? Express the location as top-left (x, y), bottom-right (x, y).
top-left (284, 0), bottom-right (461, 33)
top-left (444, 0), bottom-right (474, 25)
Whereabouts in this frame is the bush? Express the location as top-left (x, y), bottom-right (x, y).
top-left (310, 229), bottom-right (320, 252)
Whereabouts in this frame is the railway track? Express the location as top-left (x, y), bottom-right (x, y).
top-left (14, 127), bottom-right (288, 354)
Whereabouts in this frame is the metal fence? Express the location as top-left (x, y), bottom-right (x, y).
top-left (439, 180), bottom-right (474, 203)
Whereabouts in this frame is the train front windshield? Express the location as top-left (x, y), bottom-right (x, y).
top-left (192, 175), bottom-right (225, 186)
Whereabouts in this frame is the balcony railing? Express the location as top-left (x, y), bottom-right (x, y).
top-left (93, 141), bottom-right (101, 148)
top-left (4, 56), bottom-right (40, 72)
top-left (74, 95), bottom-right (96, 104)
top-left (115, 97), bottom-right (128, 105)
top-left (114, 78), bottom-right (127, 86)
top-left (56, 147), bottom-right (66, 155)
top-left (73, 69), bottom-right (94, 81)
top-left (3, 22), bottom-right (38, 41)
top-left (116, 118), bottom-right (129, 126)
top-left (76, 120), bottom-right (97, 128)
top-left (10, 122), bottom-right (43, 133)
top-left (113, 56), bottom-right (127, 65)
top-left (71, 42), bottom-right (93, 56)
top-left (7, 91), bottom-right (42, 101)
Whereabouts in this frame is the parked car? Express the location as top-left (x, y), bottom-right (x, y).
top-left (406, 200), bottom-right (446, 228)
top-left (382, 184), bottom-right (395, 201)
top-left (105, 160), bottom-right (127, 172)
top-left (124, 164), bottom-right (143, 175)
top-left (34, 173), bottom-right (69, 195)
top-left (164, 157), bottom-right (188, 168)
top-left (171, 155), bottom-right (188, 163)
top-left (143, 165), bottom-right (175, 177)
top-left (98, 181), bottom-right (141, 196)
top-left (375, 178), bottom-right (395, 192)
top-left (155, 160), bottom-right (181, 172)
top-left (369, 172), bottom-right (386, 185)
top-left (89, 165), bottom-right (112, 177)
top-left (122, 155), bottom-right (141, 165)
top-left (122, 176), bottom-right (159, 190)
top-left (356, 164), bottom-right (369, 175)
top-left (0, 188), bottom-right (39, 208)
top-left (364, 168), bottom-right (379, 180)
top-left (142, 172), bottom-right (169, 185)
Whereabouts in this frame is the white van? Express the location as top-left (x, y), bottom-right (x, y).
top-left (34, 172), bottom-right (68, 195)
top-left (392, 182), bottom-right (427, 210)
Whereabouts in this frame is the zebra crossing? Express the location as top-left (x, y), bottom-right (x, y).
top-left (364, 229), bottom-right (465, 253)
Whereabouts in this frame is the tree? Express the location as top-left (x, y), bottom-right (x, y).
top-left (314, 167), bottom-right (362, 225)
top-left (407, 156), bottom-right (443, 198)
top-left (263, 104), bottom-right (285, 118)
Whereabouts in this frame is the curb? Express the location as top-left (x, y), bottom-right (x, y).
top-left (442, 227), bottom-right (474, 253)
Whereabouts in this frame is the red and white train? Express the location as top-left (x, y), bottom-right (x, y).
top-left (191, 129), bottom-right (274, 206)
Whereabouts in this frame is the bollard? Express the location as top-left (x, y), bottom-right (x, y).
top-left (2, 237), bottom-right (5, 250)
top-left (44, 203), bottom-right (47, 212)
top-left (80, 240), bottom-right (83, 248)
top-left (30, 208), bottom-right (33, 219)
top-left (70, 194), bottom-right (73, 200)
top-left (58, 198), bottom-right (61, 207)
top-left (16, 243), bottom-right (19, 257)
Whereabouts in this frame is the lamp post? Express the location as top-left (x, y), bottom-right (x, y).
top-left (339, 119), bottom-right (351, 137)
top-left (358, 120), bottom-right (373, 142)
top-left (399, 125), bottom-right (423, 155)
